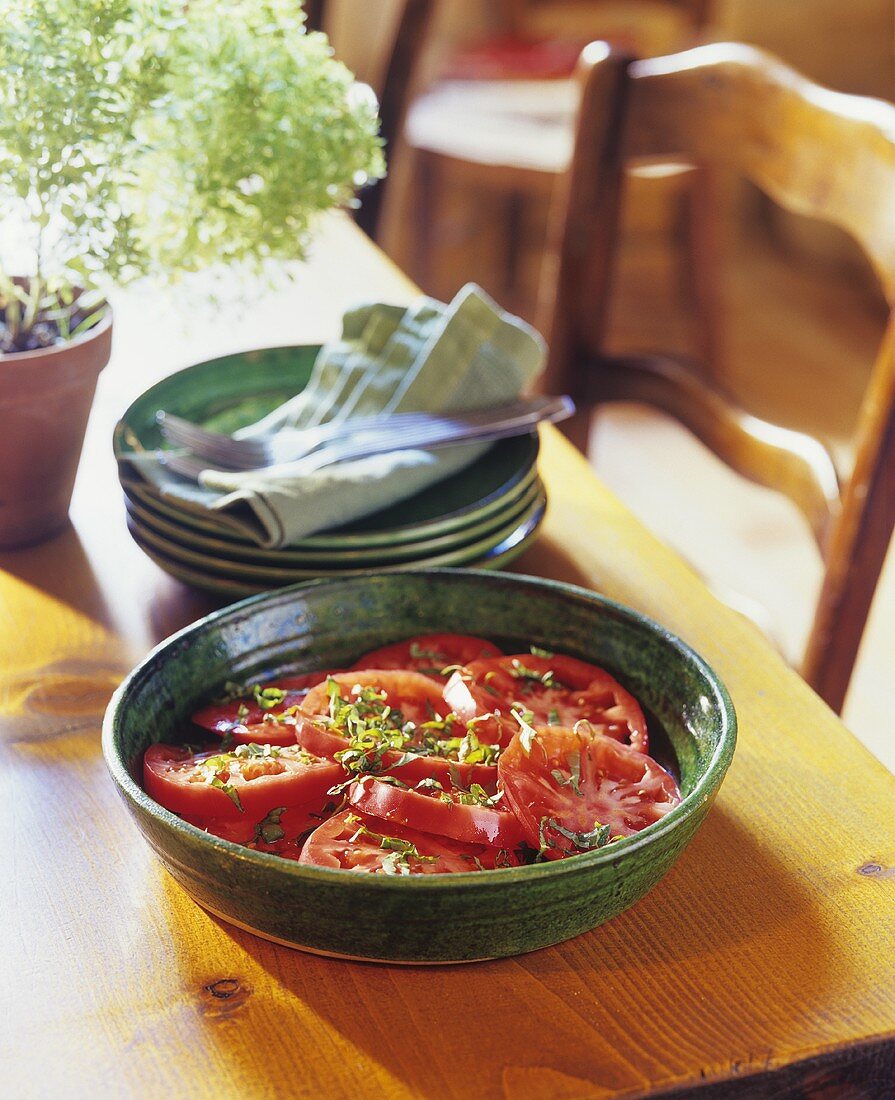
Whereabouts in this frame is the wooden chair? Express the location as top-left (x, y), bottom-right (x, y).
top-left (403, 0), bottom-right (713, 315)
top-left (307, 0), bottom-right (436, 241)
top-left (538, 41), bottom-right (895, 713)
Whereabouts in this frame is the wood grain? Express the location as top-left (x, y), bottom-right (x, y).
top-left (2, 216), bottom-right (894, 1099)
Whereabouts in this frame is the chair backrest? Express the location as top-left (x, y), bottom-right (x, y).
top-left (539, 42), bottom-right (895, 712)
top-left (307, 0), bottom-right (435, 240)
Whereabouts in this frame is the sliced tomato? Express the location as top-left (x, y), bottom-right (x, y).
top-left (347, 775), bottom-right (528, 848)
top-left (298, 810), bottom-right (521, 874)
top-left (378, 753), bottom-right (498, 791)
top-left (298, 668), bottom-right (450, 762)
top-left (296, 710), bottom-right (500, 790)
top-left (300, 669), bottom-right (449, 725)
top-left (296, 669), bottom-right (498, 788)
top-left (143, 742), bottom-right (342, 820)
top-left (182, 802), bottom-right (329, 846)
top-left (351, 634), bottom-right (503, 680)
top-left (498, 725), bottom-right (680, 859)
top-left (447, 654), bottom-right (649, 752)
top-left (191, 670), bottom-right (344, 735)
top-left (224, 720), bottom-right (300, 748)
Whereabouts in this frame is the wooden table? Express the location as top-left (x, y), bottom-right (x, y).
top-left (3, 217), bottom-right (894, 1099)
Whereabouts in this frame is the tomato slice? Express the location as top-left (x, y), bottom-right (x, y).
top-left (224, 720), bottom-right (300, 748)
top-left (346, 775), bottom-right (528, 848)
top-left (143, 742), bottom-right (342, 820)
top-left (191, 670), bottom-right (344, 735)
top-left (498, 725), bottom-right (680, 859)
top-left (447, 654), bottom-right (649, 752)
top-left (294, 714), bottom-right (500, 789)
top-left (296, 669), bottom-right (499, 789)
top-left (351, 634), bottom-right (503, 680)
top-left (182, 802), bottom-right (329, 848)
top-left (298, 810), bottom-right (521, 874)
top-left (301, 669), bottom-right (449, 725)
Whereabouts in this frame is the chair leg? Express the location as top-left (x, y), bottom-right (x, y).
top-left (558, 405), bottom-right (593, 454)
top-left (502, 189), bottom-right (525, 309)
top-left (413, 149), bottom-right (440, 295)
top-left (802, 403), bottom-right (895, 713)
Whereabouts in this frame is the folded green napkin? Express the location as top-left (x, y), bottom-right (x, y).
top-left (127, 283), bottom-right (545, 548)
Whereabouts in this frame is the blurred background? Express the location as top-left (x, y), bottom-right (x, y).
top-left (317, 0), bottom-right (894, 771)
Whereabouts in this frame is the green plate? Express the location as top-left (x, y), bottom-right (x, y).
top-left (103, 570), bottom-right (737, 963)
top-left (125, 491), bottom-right (547, 590)
top-left (113, 345), bottom-right (540, 549)
top-left (119, 463), bottom-right (539, 551)
top-left (125, 515), bottom-right (542, 599)
top-left (123, 476), bottom-right (543, 567)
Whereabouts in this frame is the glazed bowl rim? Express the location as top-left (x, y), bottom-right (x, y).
top-left (102, 569), bottom-right (736, 890)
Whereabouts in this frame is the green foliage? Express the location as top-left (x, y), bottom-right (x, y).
top-left (0, 0), bottom-right (384, 351)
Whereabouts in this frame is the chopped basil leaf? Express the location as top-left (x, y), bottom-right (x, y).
top-left (234, 741), bottom-right (279, 759)
top-left (253, 684), bottom-right (287, 710)
top-left (343, 818), bottom-right (439, 874)
top-left (263, 705), bottom-right (299, 725)
top-left (539, 816), bottom-right (611, 853)
top-left (379, 835), bottom-right (417, 854)
top-left (515, 841), bottom-right (544, 865)
top-left (512, 708), bottom-right (538, 754)
top-left (551, 752), bottom-right (584, 796)
top-left (210, 776), bottom-right (244, 812)
top-left (379, 851), bottom-right (410, 875)
top-left (367, 774), bottom-right (410, 789)
top-left (255, 807), bottom-right (286, 844)
top-left (509, 659), bottom-right (558, 688)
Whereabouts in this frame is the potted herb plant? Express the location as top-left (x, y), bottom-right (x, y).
top-left (0, 0), bottom-right (384, 547)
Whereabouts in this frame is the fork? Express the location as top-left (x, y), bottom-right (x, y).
top-left (155, 394), bottom-right (575, 481)
top-left (157, 395), bottom-right (572, 472)
top-left (157, 408), bottom-right (399, 468)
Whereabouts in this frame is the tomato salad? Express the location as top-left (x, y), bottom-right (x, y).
top-left (143, 633), bottom-right (681, 874)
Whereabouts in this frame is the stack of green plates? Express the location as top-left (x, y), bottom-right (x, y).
top-left (114, 346), bottom-right (547, 597)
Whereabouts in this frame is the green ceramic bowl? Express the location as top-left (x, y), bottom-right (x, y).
top-left (103, 570), bottom-right (736, 964)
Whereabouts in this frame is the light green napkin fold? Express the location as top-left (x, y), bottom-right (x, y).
top-left (127, 283), bottom-right (546, 548)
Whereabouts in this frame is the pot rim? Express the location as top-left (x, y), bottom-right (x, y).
top-left (0, 297), bottom-right (112, 364)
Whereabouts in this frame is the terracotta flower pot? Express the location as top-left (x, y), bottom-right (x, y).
top-left (0, 309), bottom-right (112, 547)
